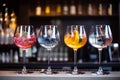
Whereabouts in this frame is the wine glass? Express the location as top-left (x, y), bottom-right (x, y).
top-left (37, 25), bottom-right (60, 74)
top-left (14, 25), bottom-right (36, 74)
top-left (89, 25), bottom-right (112, 75)
top-left (64, 25), bottom-right (87, 74)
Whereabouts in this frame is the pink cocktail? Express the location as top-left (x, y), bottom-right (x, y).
top-left (14, 34), bottom-right (36, 50)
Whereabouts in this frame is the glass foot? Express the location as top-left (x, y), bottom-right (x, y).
top-left (96, 67), bottom-right (103, 75)
top-left (17, 66), bottom-right (33, 74)
top-left (22, 66), bottom-right (27, 74)
top-left (72, 67), bottom-right (78, 75)
top-left (92, 67), bottom-right (109, 75)
top-left (71, 69), bottom-right (84, 75)
top-left (71, 66), bottom-right (85, 75)
top-left (72, 71), bottom-right (78, 75)
top-left (45, 67), bottom-right (52, 75)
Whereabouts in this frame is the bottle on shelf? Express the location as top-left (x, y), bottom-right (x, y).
top-left (77, 1), bottom-right (82, 15)
top-left (8, 31), bottom-right (14, 45)
top-left (3, 7), bottom-right (9, 32)
top-left (0, 30), bottom-right (5, 45)
top-left (88, 3), bottom-right (93, 15)
top-left (108, 3), bottom-right (112, 16)
top-left (0, 11), bottom-right (4, 45)
top-left (64, 47), bottom-right (68, 62)
top-left (0, 12), bottom-right (3, 29)
top-left (59, 47), bottom-right (64, 61)
top-left (45, 1), bottom-right (51, 15)
top-left (53, 47), bottom-right (58, 62)
top-left (37, 47), bottom-right (42, 61)
top-left (3, 7), bottom-right (10, 45)
top-left (9, 49), bottom-right (13, 63)
top-left (14, 51), bottom-right (19, 63)
top-left (9, 10), bottom-right (17, 45)
top-left (35, 1), bottom-right (42, 16)
top-left (98, 3), bottom-right (103, 15)
top-left (56, 1), bottom-right (62, 15)
top-left (9, 10), bottom-right (17, 31)
top-left (42, 49), bottom-right (47, 61)
top-left (0, 53), bottom-right (1, 63)
top-left (70, 0), bottom-right (76, 15)
top-left (63, 0), bottom-right (69, 15)
top-left (109, 43), bottom-right (120, 62)
top-left (2, 3), bottom-right (7, 15)
top-left (6, 52), bottom-right (9, 63)
top-left (2, 52), bottom-right (5, 63)
top-left (37, 47), bottom-right (47, 62)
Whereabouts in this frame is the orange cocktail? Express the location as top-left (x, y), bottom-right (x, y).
top-left (64, 29), bottom-right (87, 51)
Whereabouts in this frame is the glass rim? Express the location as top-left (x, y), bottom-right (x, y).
top-left (67, 25), bottom-right (85, 26)
top-left (18, 25), bottom-right (34, 27)
top-left (92, 24), bottom-right (110, 26)
top-left (41, 25), bottom-right (57, 26)
top-left (67, 25), bottom-right (85, 28)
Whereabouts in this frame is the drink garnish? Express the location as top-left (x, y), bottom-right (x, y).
top-left (79, 37), bottom-right (82, 42)
top-left (23, 31), bottom-right (27, 36)
top-left (73, 29), bottom-right (79, 44)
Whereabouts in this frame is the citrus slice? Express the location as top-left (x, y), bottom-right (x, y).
top-left (72, 29), bottom-right (79, 44)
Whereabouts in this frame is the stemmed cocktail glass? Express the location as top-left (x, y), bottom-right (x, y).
top-left (89, 25), bottom-right (112, 75)
top-left (64, 25), bottom-right (87, 74)
top-left (37, 25), bottom-right (60, 74)
top-left (14, 25), bottom-right (36, 74)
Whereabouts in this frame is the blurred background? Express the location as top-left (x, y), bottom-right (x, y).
top-left (0, 0), bottom-right (119, 71)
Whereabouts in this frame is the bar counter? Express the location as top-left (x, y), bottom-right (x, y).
top-left (0, 71), bottom-right (120, 80)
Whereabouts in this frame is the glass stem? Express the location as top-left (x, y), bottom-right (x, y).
top-left (23, 50), bottom-right (26, 65)
top-left (98, 49), bottom-right (103, 74)
top-left (22, 50), bottom-right (27, 74)
top-left (98, 49), bottom-right (102, 66)
top-left (46, 49), bottom-right (52, 74)
top-left (74, 50), bottom-right (77, 70)
top-left (48, 49), bottom-right (51, 69)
